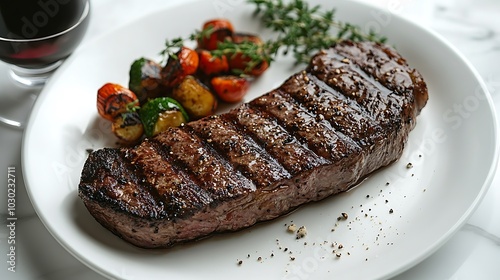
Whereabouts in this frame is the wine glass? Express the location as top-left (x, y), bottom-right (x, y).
top-left (0, 0), bottom-right (91, 127)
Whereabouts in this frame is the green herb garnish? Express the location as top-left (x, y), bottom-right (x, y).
top-left (160, 0), bottom-right (386, 70)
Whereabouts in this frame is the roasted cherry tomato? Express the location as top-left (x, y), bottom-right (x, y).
top-left (161, 46), bottom-right (199, 88)
top-left (231, 58), bottom-right (269, 77)
top-left (97, 83), bottom-right (139, 121)
top-left (232, 32), bottom-right (263, 45)
top-left (211, 76), bottom-right (250, 103)
top-left (228, 32), bottom-right (269, 76)
top-left (198, 49), bottom-right (229, 76)
top-left (197, 19), bottom-right (234, 51)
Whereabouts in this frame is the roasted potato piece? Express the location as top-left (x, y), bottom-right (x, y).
top-left (111, 111), bottom-right (144, 144)
top-left (171, 75), bottom-right (217, 120)
top-left (129, 57), bottom-right (164, 104)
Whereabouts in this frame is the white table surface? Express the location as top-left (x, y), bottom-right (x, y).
top-left (1, 0), bottom-right (499, 279)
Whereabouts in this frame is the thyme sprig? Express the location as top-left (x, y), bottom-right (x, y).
top-left (160, 0), bottom-right (386, 70)
top-left (250, 0), bottom-right (386, 64)
top-left (159, 26), bottom-right (215, 62)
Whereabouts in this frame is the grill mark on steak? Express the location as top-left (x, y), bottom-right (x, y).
top-left (78, 41), bottom-right (429, 248)
top-left (152, 128), bottom-right (256, 201)
top-left (251, 88), bottom-right (362, 162)
top-left (332, 41), bottom-right (427, 113)
top-left (131, 140), bottom-right (213, 220)
top-left (228, 103), bottom-right (328, 175)
top-left (281, 72), bottom-right (384, 147)
top-left (187, 115), bottom-right (292, 190)
top-left (308, 50), bottom-right (406, 130)
top-left (335, 41), bottom-right (414, 94)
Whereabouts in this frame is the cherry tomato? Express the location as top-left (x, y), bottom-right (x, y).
top-left (211, 76), bottom-right (250, 103)
top-left (198, 49), bottom-right (229, 76)
top-left (161, 46), bottom-right (199, 88)
top-left (230, 57), bottom-right (269, 77)
top-left (228, 33), bottom-right (269, 76)
top-left (97, 83), bottom-right (138, 121)
top-left (232, 32), bottom-right (263, 45)
top-left (198, 19), bottom-right (234, 50)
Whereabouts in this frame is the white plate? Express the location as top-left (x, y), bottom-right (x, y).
top-left (22, 0), bottom-right (499, 279)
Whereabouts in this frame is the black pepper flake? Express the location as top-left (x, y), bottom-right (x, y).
top-left (389, 209), bottom-right (394, 214)
top-left (406, 162), bottom-right (413, 169)
top-left (237, 260), bottom-right (243, 265)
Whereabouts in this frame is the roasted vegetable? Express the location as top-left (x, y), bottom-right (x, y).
top-left (198, 49), bottom-right (229, 76)
top-left (228, 32), bottom-right (269, 76)
top-left (171, 75), bottom-right (217, 120)
top-left (111, 111), bottom-right (144, 144)
top-left (97, 83), bottom-right (139, 121)
top-left (211, 76), bottom-right (250, 103)
top-left (231, 32), bottom-right (263, 46)
top-left (197, 19), bottom-right (234, 50)
top-left (161, 46), bottom-right (199, 88)
top-left (129, 57), bottom-right (163, 104)
top-left (139, 97), bottom-right (189, 137)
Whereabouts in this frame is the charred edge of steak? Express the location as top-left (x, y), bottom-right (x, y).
top-left (78, 41), bottom-right (429, 248)
top-left (79, 148), bottom-right (166, 219)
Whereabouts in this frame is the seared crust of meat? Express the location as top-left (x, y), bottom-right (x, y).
top-left (79, 41), bottom-right (428, 248)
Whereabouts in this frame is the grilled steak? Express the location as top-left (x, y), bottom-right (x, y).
top-left (79, 41), bottom-right (428, 248)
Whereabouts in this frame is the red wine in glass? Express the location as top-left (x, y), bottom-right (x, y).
top-left (0, 0), bottom-right (90, 86)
